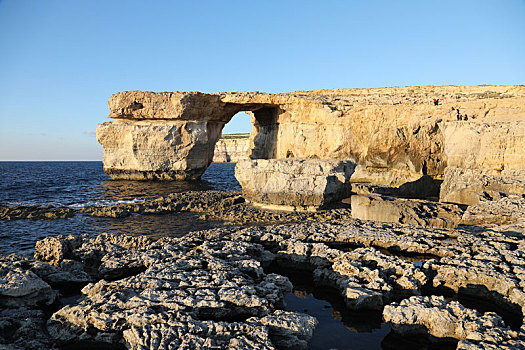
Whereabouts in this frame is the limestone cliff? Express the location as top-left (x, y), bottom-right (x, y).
top-left (212, 134), bottom-right (249, 163)
top-left (97, 85), bottom-right (525, 188)
top-left (439, 121), bottom-right (525, 205)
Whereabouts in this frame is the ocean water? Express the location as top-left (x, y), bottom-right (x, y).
top-left (0, 161), bottom-right (239, 255)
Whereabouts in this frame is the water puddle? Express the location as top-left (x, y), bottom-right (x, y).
top-left (270, 263), bottom-right (389, 349)
top-left (284, 288), bottom-right (390, 349)
top-left (270, 263), bottom-right (460, 349)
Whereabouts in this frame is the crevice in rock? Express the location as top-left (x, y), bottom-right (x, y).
top-left (323, 241), bottom-right (439, 266)
top-left (61, 339), bottom-right (127, 350)
top-left (453, 287), bottom-right (523, 330)
top-left (103, 265), bottom-right (148, 282)
top-left (421, 284), bottom-right (523, 331)
top-left (381, 330), bottom-right (458, 350)
top-left (43, 292), bottom-right (82, 320)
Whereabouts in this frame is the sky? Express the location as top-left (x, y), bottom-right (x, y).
top-left (0, 0), bottom-right (524, 160)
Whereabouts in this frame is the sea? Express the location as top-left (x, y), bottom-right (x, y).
top-left (0, 161), bottom-right (239, 255)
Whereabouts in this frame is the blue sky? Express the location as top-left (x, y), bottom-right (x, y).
top-left (0, 0), bottom-right (524, 160)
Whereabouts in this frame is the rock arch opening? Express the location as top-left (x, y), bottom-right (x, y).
top-left (248, 106), bottom-right (279, 159)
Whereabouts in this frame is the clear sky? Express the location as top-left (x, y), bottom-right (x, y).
top-left (0, 0), bottom-right (523, 160)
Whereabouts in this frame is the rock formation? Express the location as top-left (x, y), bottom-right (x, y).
top-left (3, 211), bottom-right (525, 348)
top-left (97, 85), bottom-right (525, 208)
top-left (212, 134), bottom-right (250, 163)
top-left (235, 159), bottom-right (356, 211)
top-left (439, 121), bottom-right (525, 205)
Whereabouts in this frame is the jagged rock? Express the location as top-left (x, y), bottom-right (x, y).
top-left (274, 240), bottom-right (428, 310)
top-left (235, 159), bottom-right (356, 211)
top-left (34, 235), bottom-right (85, 266)
top-left (20, 208), bottom-right (525, 348)
top-left (254, 310), bottom-right (318, 349)
top-left (0, 254), bottom-right (58, 308)
top-left (440, 121), bottom-right (525, 205)
top-left (86, 190), bottom-right (243, 218)
top-left (461, 196), bottom-right (525, 226)
top-left (383, 296), bottom-right (523, 349)
top-left (350, 194), bottom-right (464, 228)
top-left (122, 316), bottom-right (276, 350)
top-left (0, 307), bottom-right (58, 350)
top-left (213, 134), bottom-right (250, 162)
top-left (46, 235), bottom-right (315, 348)
top-left (29, 259), bottom-right (92, 289)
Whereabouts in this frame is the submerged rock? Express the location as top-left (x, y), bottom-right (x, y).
top-left (0, 205), bottom-right (75, 220)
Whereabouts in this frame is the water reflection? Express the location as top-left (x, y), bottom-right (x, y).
top-left (285, 287), bottom-right (390, 350)
top-left (81, 163), bottom-right (240, 205)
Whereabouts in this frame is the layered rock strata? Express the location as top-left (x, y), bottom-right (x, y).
top-left (440, 121), bottom-right (525, 205)
top-left (212, 134), bottom-right (250, 162)
top-left (98, 86), bottom-right (525, 187)
top-left (235, 159), bottom-right (356, 211)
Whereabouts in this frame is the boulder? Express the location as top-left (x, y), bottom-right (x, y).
top-left (461, 196), bottom-right (525, 226)
top-left (350, 194), bottom-right (464, 228)
top-left (235, 159), bottom-right (356, 211)
top-left (0, 255), bottom-right (58, 308)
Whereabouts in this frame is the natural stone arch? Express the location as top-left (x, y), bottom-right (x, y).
top-left (97, 86), bottom-right (525, 206)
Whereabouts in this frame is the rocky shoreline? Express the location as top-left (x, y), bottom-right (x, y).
top-left (2, 84), bottom-right (525, 349)
top-left (1, 197), bottom-right (525, 349)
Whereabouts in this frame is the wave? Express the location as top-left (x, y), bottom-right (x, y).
top-left (66, 198), bottom-right (146, 209)
top-left (1, 198), bottom-right (147, 209)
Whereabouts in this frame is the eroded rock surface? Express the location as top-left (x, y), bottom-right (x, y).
top-left (99, 86), bottom-right (525, 185)
top-left (3, 200), bottom-right (525, 348)
top-left (235, 159), bottom-right (356, 211)
top-left (384, 296), bottom-right (523, 349)
top-left (41, 233), bottom-right (316, 349)
top-left (440, 121), bottom-right (525, 205)
top-left (350, 194), bottom-right (464, 228)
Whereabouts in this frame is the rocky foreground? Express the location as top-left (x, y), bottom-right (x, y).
top-left (1, 204), bottom-right (525, 349)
